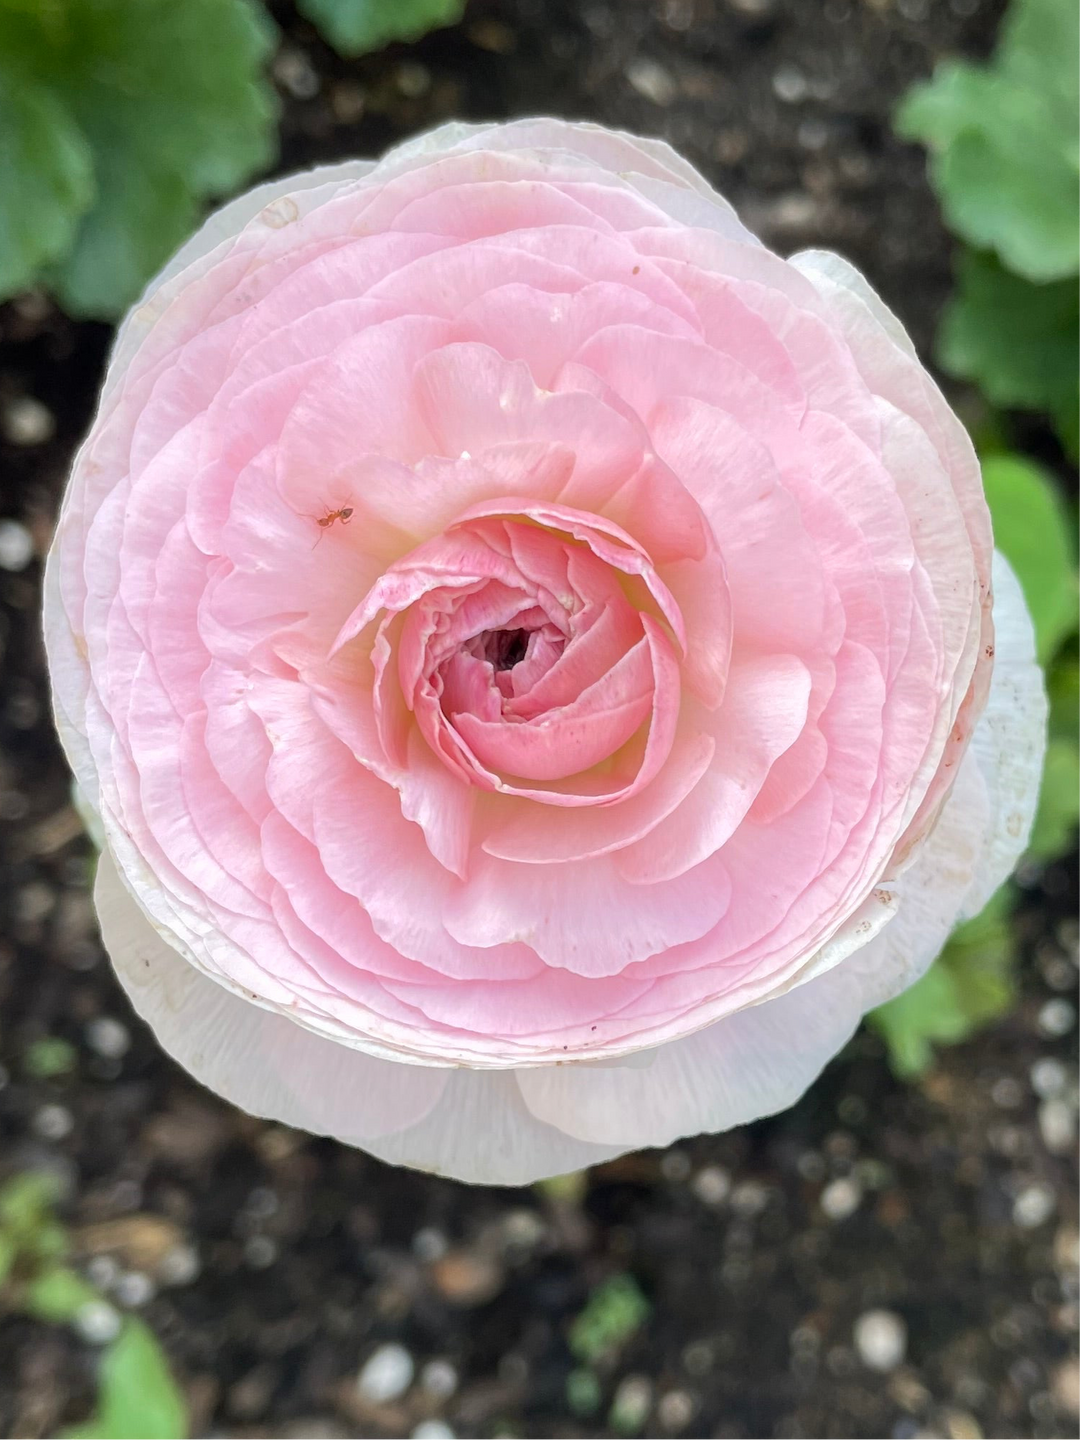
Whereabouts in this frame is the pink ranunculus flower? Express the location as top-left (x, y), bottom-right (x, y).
top-left (45, 119), bottom-right (1045, 1184)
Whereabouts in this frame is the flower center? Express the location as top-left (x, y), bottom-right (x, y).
top-left (481, 627), bottom-right (531, 672)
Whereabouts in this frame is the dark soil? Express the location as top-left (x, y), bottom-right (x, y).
top-left (0, 2), bottom-right (1076, 1438)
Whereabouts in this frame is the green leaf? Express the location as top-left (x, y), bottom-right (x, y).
top-left (896, 0), bottom-right (1078, 282)
top-left (23, 1035), bottom-right (78, 1080)
top-left (24, 1263), bottom-right (98, 1322)
top-left (569, 1274), bottom-right (650, 1366)
top-left (298, 0), bottom-right (465, 56)
top-left (63, 1318), bottom-right (188, 1440)
top-left (869, 888), bottom-right (1017, 1077)
top-left (51, 127), bottom-right (199, 319)
top-left (535, 1170), bottom-right (588, 1207)
top-left (566, 1368), bottom-right (603, 1418)
top-left (0, 1170), bottom-right (62, 1241)
top-left (1027, 735), bottom-right (1080, 859)
top-left (0, 1231), bottom-right (16, 1287)
top-left (980, 452), bottom-right (1078, 664)
top-left (1047, 651), bottom-right (1079, 743)
top-left (0, 61), bottom-right (93, 300)
top-left (938, 250), bottom-right (1079, 457)
top-left (0, 0), bottom-right (278, 317)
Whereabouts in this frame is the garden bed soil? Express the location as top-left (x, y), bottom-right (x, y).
top-left (1, 2), bottom-right (1076, 1437)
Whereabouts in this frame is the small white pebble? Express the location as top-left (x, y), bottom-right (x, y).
top-left (412, 1226), bottom-right (448, 1263)
top-left (85, 1016), bottom-right (130, 1059)
top-left (626, 58), bottom-right (677, 106)
top-left (820, 1177), bottom-right (862, 1221)
top-left (1031, 1058), bottom-right (1069, 1098)
top-left (273, 47), bottom-right (320, 100)
top-left (396, 62), bottom-right (431, 99)
top-left (503, 1208), bottom-right (545, 1248)
top-left (660, 1149), bottom-right (692, 1183)
top-left (114, 1271), bottom-right (155, 1307)
top-left (797, 118), bottom-right (829, 150)
top-left (797, 1151), bottom-right (826, 1182)
top-left (158, 1243), bottom-right (201, 1287)
top-left (86, 1255), bottom-right (121, 1291)
top-left (412, 1424), bottom-right (455, 1440)
top-left (245, 1185), bottom-right (279, 1220)
top-left (1014, 1184), bottom-right (1056, 1230)
top-left (681, 1339), bottom-right (713, 1376)
top-left (358, 1343), bottom-right (415, 1404)
top-left (610, 1375), bottom-right (653, 1432)
top-left (16, 881), bottom-right (54, 924)
top-left (0, 520), bottom-right (34, 571)
top-left (74, 1299), bottom-right (122, 1345)
top-left (420, 1358), bottom-right (458, 1400)
top-left (766, 192), bottom-right (821, 231)
top-left (1039, 1100), bottom-right (1076, 1154)
top-left (731, 1180), bottom-right (768, 1216)
top-left (772, 65), bottom-right (808, 103)
top-left (657, 1387), bottom-right (696, 1431)
top-left (1038, 1000), bottom-right (1075, 1038)
top-left (2, 395), bottom-right (55, 446)
top-left (243, 1235), bottom-right (278, 1268)
top-left (1052, 1357), bottom-right (1080, 1418)
top-left (853, 1309), bottom-right (907, 1372)
top-left (33, 1103), bottom-right (73, 1141)
top-left (692, 1166), bottom-right (731, 1206)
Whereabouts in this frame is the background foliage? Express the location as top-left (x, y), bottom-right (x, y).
top-left (0, 0), bottom-right (465, 317)
top-left (872, 0), bottom-right (1078, 1075)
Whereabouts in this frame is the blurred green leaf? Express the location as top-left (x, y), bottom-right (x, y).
top-left (24, 1263), bottom-right (98, 1322)
top-left (535, 1170), bottom-right (588, 1207)
top-left (63, 1318), bottom-right (188, 1440)
top-left (298, 0), bottom-right (464, 56)
top-left (896, 0), bottom-right (1078, 282)
top-left (23, 1035), bottom-right (78, 1080)
top-left (0, 1231), bottom-right (16, 1286)
top-left (569, 1274), bottom-right (650, 1366)
top-left (980, 452), bottom-right (1078, 663)
top-left (0, 1170), bottom-right (62, 1241)
top-left (566, 1367), bottom-right (603, 1418)
top-left (1027, 736), bottom-right (1080, 859)
top-left (938, 251), bottom-right (1079, 458)
top-left (1047, 652), bottom-right (1079, 742)
top-left (869, 888), bottom-right (1017, 1078)
top-left (0, 63), bottom-right (93, 296)
top-left (0, 0), bottom-right (278, 316)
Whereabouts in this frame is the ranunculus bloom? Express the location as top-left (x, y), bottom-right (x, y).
top-left (45, 120), bottom-right (1045, 1184)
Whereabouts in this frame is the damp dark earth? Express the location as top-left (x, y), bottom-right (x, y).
top-left (0, 2), bottom-right (1077, 1437)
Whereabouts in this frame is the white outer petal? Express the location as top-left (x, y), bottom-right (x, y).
top-left (96, 849), bottom-right (449, 1141)
top-left (961, 553), bottom-right (1047, 916)
top-left (790, 248), bottom-right (918, 357)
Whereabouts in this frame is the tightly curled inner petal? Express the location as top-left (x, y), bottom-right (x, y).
top-left (332, 507), bottom-right (689, 802)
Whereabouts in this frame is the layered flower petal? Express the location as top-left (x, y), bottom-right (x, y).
top-left (46, 119), bottom-right (1045, 1184)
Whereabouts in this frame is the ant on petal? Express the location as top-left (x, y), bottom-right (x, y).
top-left (309, 504), bottom-right (354, 547)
